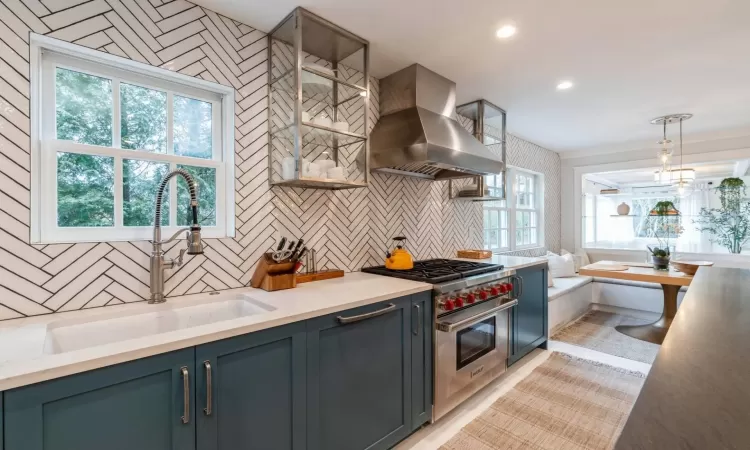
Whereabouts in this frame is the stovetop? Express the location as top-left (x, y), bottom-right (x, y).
top-left (361, 259), bottom-right (504, 284)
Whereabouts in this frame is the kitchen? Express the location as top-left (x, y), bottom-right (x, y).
top-left (0, 0), bottom-right (749, 449)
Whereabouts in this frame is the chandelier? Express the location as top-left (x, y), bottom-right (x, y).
top-left (650, 114), bottom-right (693, 193)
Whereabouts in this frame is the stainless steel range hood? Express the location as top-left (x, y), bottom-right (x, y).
top-left (369, 64), bottom-right (504, 180)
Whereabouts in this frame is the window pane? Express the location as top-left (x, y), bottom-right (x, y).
top-left (174, 95), bottom-right (212, 159)
top-left (57, 152), bottom-right (114, 227)
top-left (529, 228), bottom-right (537, 244)
top-left (488, 230), bottom-right (498, 249)
top-left (489, 210), bottom-right (499, 228)
top-left (517, 192), bottom-right (525, 207)
top-left (501, 210), bottom-right (508, 227)
top-left (484, 230), bottom-right (490, 250)
top-left (123, 159), bottom-right (170, 226)
top-left (516, 212), bottom-right (523, 228)
top-left (528, 177), bottom-right (534, 193)
top-left (56, 68), bottom-right (112, 146)
top-left (530, 212), bottom-right (537, 227)
top-left (500, 230), bottom-right (508, 248)
top-left (483, 209), bottom-right (489, 229)
top-left (177, 165), bottom-right (216, 226)
top-left (523, 229), bottom-right (530, 245)
top-left (120, 83), bottom-right (166, 152)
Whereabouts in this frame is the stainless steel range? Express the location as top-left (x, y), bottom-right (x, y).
top-left (362, 259), bottom-right (519, 420)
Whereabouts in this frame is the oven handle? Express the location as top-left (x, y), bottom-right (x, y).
top-left (512, 274), bottom-right (524, 299)
top-left (436, 300), bottom-right (518, 333)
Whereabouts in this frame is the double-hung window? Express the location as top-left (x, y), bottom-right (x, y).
top-left (483, 168), bottom-right (544, 252)
top-left (31, 35), bottom-right (234, 243)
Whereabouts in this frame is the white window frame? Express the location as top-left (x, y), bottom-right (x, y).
top-left (483, 168), bottom-right (545, 253)
top-left (29, 34), bottom-right (235, 243)
top-left (483, 173), bottom-right (510, 252)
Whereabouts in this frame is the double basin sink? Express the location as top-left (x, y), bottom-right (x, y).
top-left (42, 294), bottom-right (276, 354)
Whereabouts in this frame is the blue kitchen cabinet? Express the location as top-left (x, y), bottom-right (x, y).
top-left (195, 322), bottom-right (307, 450)
top-left (3, 348), bottom-right (196, 450)
top-left (410, 291), bottom-right (432, 431)
top-left (509, 265), bottom-right (548, 365)
top-left (306, 296), bottom-right (413, 450)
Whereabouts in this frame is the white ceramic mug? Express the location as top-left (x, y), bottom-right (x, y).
top-left (313, 115), bottom-right (332, 128)
top-left (327, 166), bottom-right (345, 180)
top-left (282, 157), bottom-right (295, 180)
top-left (332, 121), bottom-right (349, 133)
top-left (303, 162), bottom-right (321, 178)
top-left (317, 160), bottom-right (336, 173)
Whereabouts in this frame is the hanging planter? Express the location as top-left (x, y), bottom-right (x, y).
top-left (694, 178), bottom-right (750, 254)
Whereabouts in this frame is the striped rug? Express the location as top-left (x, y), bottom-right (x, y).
top-left (439, 352), bottom-right (645, 450)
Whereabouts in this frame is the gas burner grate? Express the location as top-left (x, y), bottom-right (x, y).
top-left (361, 258), bottom-right (504, 284)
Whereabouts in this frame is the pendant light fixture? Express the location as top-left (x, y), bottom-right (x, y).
top-left (650, 114), bottom-right (693, 189)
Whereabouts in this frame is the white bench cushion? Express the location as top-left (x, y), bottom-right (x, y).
top-left (549, 276), bottom-right (593, 301)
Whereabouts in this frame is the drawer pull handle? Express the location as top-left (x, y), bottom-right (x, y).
top-left (337, 303), bottom-right (396, 324)
top-left (203, 361), bottom-right (212, 416)
top-left (413, 304), bottom-right (421, 336)
top-left (180, 366), bottom-right (190, 424)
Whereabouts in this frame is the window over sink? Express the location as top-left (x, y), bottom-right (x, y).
top-left (30, 35), bottom-right (235, 243)
top-left (483, 168), bottom-right (544, 252)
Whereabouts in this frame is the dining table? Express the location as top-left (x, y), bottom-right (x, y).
top-left (579, 261), bottom-right (693, 344)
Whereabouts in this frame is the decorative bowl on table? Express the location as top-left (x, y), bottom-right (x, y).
top-left (670, 260), bottom-right (714, 276)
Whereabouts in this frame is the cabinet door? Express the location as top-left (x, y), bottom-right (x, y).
top-left (307, 297), bottom-right (412, 450)
top-left (4, 349), bottom-right (195, 450)
top-left (410, 291), bottom-right (432, 430)
top-left (510, 266), bottom-right (548, 365)
top-left (195, 322), bottom-right (306, 450)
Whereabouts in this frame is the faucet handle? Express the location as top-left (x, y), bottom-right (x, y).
top-left (175, 248), bottom-right (187, 268)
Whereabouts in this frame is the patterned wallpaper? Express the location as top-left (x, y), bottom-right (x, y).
top-left (0, 0), bottom-right (557, 319)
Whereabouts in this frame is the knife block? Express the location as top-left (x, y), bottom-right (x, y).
top-left (250, 253), bottom-right (297, 291)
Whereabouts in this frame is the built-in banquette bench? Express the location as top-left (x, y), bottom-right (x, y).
top-left (548, 274), bottom-right (689, 334)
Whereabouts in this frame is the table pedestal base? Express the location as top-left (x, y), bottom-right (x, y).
top-left (615, 284), bottom-right (680, 345)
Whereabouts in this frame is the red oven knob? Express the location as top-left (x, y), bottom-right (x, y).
top-left (490, 286), bottom-right (500, 296)
top-left (442, 298), bottom-right (455, 311)
top-left (465, 293), bottom-right (476, 303)
top-left (503, 282), bottom-right (514, 294)
top-left (498, 283), bottom-right (509, 294)
top-left (454, 297), bottom-right (464, 308)
top-left (478, 290), bottom-right (488, 300)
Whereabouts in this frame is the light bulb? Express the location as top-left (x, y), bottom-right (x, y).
top-left (678, 185), bottom-right (685, 195)
top-left (660, 152), bottom-right (669, 163)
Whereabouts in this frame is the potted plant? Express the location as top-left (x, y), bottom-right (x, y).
top-left (694, 178), bottom-right (750, 254)
top-left (647, 200), bottom-right (682, 270)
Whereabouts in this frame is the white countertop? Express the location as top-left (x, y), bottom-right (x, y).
top-left (0, 273), bottom-right (431, 391)
top-left (454, 254), bottom-right (548, 270)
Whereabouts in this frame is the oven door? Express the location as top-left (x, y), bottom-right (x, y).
top-left (433, 299), bottom-right (516, 420)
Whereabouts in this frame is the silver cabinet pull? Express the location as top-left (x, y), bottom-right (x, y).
top-left (180, 366), bottom-right (190, 424)
top-left (413, 304), bottom-right (421, 336)
top-left (337, 303), bottom-right (396, 324)
top-left (203, 361), bottom-right (212, 416)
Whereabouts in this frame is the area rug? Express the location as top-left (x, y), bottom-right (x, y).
top-left (440, 352), bottom-right (646, 450)
top-left (551, 310), bottom-right (660, 364)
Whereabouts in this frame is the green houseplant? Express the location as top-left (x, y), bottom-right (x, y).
top-left (647, 200), bottom-right (682, 270)
top-left (694, 178), bottom-right (750, 254)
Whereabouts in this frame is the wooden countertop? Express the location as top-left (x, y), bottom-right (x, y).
top-left (580, 261), bottom-right (693, 286)
top-left (615, 267), bottom-right (750, 449)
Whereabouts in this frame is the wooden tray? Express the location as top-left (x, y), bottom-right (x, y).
top-left (457, 249), bottom-right (492, 259)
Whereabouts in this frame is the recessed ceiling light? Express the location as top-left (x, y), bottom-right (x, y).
top-left (496, 25), bottom-right (517, 39)
top-left (557, 81), bottom-right (574, 90)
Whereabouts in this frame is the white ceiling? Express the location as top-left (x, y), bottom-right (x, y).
top-left (193, 0), bottom-right (750, 152)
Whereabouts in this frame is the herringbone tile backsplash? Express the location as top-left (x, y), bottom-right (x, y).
top-left (0, 0), bottom-right (560, 319)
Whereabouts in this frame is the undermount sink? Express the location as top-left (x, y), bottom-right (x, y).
top-left (43, 295), bottom-right (276, 354)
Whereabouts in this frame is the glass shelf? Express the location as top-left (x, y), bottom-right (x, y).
top-left (272, 177), bottom-right (368, 190)
top-left (271, 122), bottom-right (366, 148)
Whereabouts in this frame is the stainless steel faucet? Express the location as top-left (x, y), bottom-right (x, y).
top-left (150, 169), bottom-right (204, 304)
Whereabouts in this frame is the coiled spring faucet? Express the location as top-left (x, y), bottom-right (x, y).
top-left (150, 169), bottom-right (204, 304)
